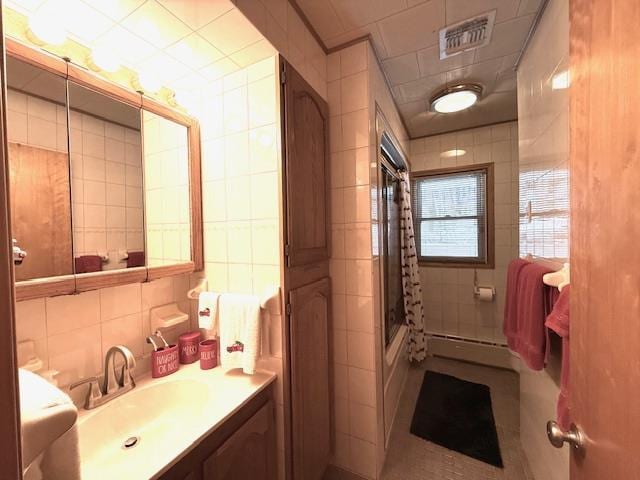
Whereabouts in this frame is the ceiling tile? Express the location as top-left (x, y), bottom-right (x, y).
top-left (95, 25), bottom-right (157, 65)
top-left (81, 0), bottom-right (145, 22)
top-left (381, 53), bottom-right (420, 85)
top-left (65, 1), bottom-right (115, 43)
top-left (122, 0), bottom-right (192, 49)
top-left (198, 8), bottom-right (263, 56)
top-left (165, 32), bottom-right (224, 70)
top-left (377, 0), bottom-right (445, 57)
top-left (517, 0), bottom-right (543, 16)
top-left (445, 57), bottom-right (503, 92)
top-left (395, 73), bottom-right (446, 104)
top-left (4, 0), bottom-right (44, 14)
top-left (474, 14), bottom-right (535, 62)
top-left (416, 45), bottom-right (475, 77)
top-left (398, 99), bottom-right (429, 121)
top-left (494, 71), bottom-right (517, 93)
top-left (138, 51), bottom-right (193, 83)
top-left (296, 0), bottom-right (346, 39)
top-left (198, 57), bottom-right (241, 81)
top-left (229, 40), bottom-right (276, 68)
top-left (156, 0), bottom-right (234, 30)
top-left (443, 0), bottom-right (519, 25)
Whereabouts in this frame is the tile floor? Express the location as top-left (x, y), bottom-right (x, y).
top-left (381, 356), bottom-right (534, 480)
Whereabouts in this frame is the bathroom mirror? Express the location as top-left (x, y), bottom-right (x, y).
top-left (6, 56), bottom-right (73, 282)
top-left (68, 82), bottom-right (145, 274)
top-left (7, 42), bottom-right (203, 300)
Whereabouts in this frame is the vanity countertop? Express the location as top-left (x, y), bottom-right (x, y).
top-left (74, 363), bottom-right (276, 479)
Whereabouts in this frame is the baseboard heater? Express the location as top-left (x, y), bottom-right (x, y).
top-left (427, 334), bottom-right (516, 370)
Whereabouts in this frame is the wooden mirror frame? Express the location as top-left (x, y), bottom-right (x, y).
top-left (7, 39), bottom-right (203, 301)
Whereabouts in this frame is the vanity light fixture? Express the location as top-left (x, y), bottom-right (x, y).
top-left (440, 149), bottom-right (466, 158)
top-left (27, 8), bottom-right (67, 46)
top-left (88, 46), bottom-right (121, 73)
top-left (135, 69), bottom-right (163, 94)
top-left (430, 84), bottom-right (482, 114)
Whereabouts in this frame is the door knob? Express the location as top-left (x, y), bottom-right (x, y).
top-left (546, 421), bottom-right (585, 450)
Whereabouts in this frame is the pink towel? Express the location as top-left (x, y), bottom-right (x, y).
top-left (546, 285), bottom-right (571, 429)
top-left (513, 262), bottom-right (554, 370)
top-left (504, 258), bottom-right (532, 348)
top-left (74, 255), bottom-right (102, 274)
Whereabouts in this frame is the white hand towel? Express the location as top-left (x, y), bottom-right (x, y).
top-left (198, 291), bottom-right (220, 334)
top-left (219, 294), bottom-right (262, 374)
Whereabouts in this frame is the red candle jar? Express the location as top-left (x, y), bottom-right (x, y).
top-left (151, 345), bottom-right (179, 378)
top-left (199, 339), bottom-right (218, 370)
top-left (179, 331), bottom-right (201, 364)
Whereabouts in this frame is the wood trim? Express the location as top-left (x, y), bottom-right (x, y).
top-left (325, 34), bottom-right (372, 55)
top-left (188, 122), bottom-right (204, 271)
top-left (74, 267), bottom-right (147, 292)
top-left (411, 162), bottom-right (495, 269)
top-left (15, 276), bottom-right (75, 301)
top-left (0, 10), bottom-right (24, 477)
top-left (7, 39), bottom-right (205, 298)
top-left (287, 0), bottom-right (329, 53)
top-left (147, 262), bottom-right (194, 282)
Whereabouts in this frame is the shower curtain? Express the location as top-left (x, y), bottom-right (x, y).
top-left (399, 172), bottom-right (427, 362)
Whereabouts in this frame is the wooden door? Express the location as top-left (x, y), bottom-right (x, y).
top-left (569, 0), bottom-right (640, 478)
top-left (282, 59), bottom-right (330, 267)
top-left (8, 143), bottom-right (73, 280)
top-left (203, 401), bottom-right (276, 480)
top-left (289, 277), bottom-right (331, 480)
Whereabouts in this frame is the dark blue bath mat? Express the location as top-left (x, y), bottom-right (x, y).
top-left (410, 371), bottom-right (503, 468)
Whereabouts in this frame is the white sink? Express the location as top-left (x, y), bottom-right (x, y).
top-left (77, 378), bottom-right (209, 479)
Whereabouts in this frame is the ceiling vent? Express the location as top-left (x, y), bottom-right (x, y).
top-left (439, 10), bottom-right (496, 59)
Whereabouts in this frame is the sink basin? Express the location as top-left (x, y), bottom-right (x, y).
top-left (77, 378), bottom-right (210, 479)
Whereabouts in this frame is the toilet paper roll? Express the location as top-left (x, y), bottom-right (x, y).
top-left (476, 287), bottom-right (495, 302)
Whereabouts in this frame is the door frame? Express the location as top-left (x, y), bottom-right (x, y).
top-left (0, 2), bottom-right (24, 476)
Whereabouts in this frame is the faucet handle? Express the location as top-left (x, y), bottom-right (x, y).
top-left (69, 376), bottom-right (103, 409)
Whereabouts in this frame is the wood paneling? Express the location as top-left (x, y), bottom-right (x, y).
top-left (289, 277), bottom-right (331, 480)
top-left (8, 143), bottom-right (73, 281)
top-left (283, 61), bottom-right (330, 267)
top-left (569, 0), bottom-right (640, 478)
top-left (203, 401), bottom-right (277, 480)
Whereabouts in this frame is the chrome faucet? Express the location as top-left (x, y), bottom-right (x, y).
top-left (70, 345), bottom-right (136, 410)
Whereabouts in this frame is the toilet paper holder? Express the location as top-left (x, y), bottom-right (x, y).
top-left (473, 270), bottom-right (495, 300)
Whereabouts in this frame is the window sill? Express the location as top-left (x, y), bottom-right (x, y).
top-left (418, 261), bottom-right (495, 269)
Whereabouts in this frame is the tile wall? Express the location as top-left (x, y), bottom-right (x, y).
top-left (14, 274), bottom-right (191, 391)
top-left (409, 122), bottom-right (520, 345)
top-left (328, 40), bottom-right (376, 480)
top-left (327, 39), bottom-right (411, 480)
top-left (516, 0), bottom-right (570, 479)
top-left (143, 111), bottom-right (191, 266)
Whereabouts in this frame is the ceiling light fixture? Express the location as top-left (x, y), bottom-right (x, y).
top-left (440, 149), bottom-right (466, 158)
top-left (88, 46), bottom-right (121, 73)
top-left (27, 5), bottom-right (67, 46)
top-left (430, 84), bottom-right (482, 114)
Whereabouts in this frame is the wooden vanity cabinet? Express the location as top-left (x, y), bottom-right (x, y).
top-left (159, 386), bottom-right (276, 480)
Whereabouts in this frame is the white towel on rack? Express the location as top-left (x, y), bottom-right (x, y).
top-left (198, 292), bottom-right (220, 334)
top-left (219, 294), bottom-right (261, 375)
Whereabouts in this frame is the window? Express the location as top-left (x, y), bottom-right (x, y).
top-left (411, 164), bottom-right (494, 267)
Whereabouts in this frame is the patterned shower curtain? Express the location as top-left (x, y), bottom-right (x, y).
top-left (399, 171), bottom-right (427, 362)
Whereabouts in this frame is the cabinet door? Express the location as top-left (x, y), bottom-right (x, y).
top-left (282, 60), bottom-right (330, 267)
top-left (290, 277), bottom-right (331, 480)
top-left (203, 401), bottom-right (276, 480)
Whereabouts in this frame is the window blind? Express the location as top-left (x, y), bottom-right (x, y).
top-left (412, 169), bottom-right (488, 262)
